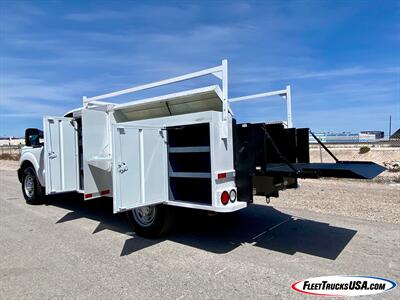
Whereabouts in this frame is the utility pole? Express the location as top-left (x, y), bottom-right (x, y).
top-left (389, 115), bottom-right (392, 138)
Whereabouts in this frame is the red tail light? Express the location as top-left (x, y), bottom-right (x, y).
top-left (217, 172), bottom-right (227, 179)
top-left (221, 191), bottom-right (229, 205)
top-left (100, 189), bottom-right (110, 196)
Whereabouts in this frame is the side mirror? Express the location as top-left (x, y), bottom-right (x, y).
top-left (25, 128), bottom-right (44, 147)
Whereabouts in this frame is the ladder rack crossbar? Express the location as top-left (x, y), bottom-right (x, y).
top-left (84, 62), bottom-right (226, 104)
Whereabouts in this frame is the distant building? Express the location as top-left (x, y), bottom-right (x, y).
top-left (390, 129), bottom-right (400, 139)
top-left (310, 132), bottom-right (359, 143)
top-left (0, 137), bottom-right (25, 146)
top-left (310, 130), bottom-right (385, 143)
top-left (359, 131), bottom-right (384, 141)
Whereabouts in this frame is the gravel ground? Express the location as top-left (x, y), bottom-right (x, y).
top-left (0, 160), bottom-right (19, 171)
top-left (264, 179), bottom-right (400, 224)
top-left (3, 159), bottom-right (399, 223)
top-left (1, 160), bottom-right (399, 299)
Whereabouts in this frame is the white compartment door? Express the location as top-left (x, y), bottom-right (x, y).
top-left (82, 108), bottom-right (112, 199)
top-left (112, 125), bottom-right (168, 212)
top-left (43, 117), bottom-right (79, 194)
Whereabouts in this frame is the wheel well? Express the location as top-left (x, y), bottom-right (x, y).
top-left (18, 160), bottom-right (35, 182)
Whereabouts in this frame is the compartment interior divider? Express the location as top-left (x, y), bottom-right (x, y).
top-left (167, 123), bottom-right (212, 205)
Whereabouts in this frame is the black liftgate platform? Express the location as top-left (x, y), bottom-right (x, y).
top-left (233, 122), bottom-right (385, 202)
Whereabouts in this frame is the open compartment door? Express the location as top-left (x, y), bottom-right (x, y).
top-left (82, 108), bottom-right (112, 199)
top-left (112, 124), bottom-right (168, 213)
top-left (43, 116), bottom-right (79, 194)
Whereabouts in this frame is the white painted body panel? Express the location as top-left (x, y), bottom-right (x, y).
top-left (19, 146), bottom-right (45, 186)
top-left (82, 108), bottom-right (112, 199)
top-left (119, 111), bottom-right (243, 212)
top-left (19, 60), bottom-right (299, 213)
top-left (20, 110), bottom-right (245, 213)
top-left (113, 86), bottom-right (223, 122)
top-left (112, 124), bottom-right (168, 213)
top-left (19, 110), bottom-right (245, 213)
top-left (43, 117), bottom-right (79, 194)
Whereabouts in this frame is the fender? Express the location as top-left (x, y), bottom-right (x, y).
top-left (18, 147), bottom-right (45, 187)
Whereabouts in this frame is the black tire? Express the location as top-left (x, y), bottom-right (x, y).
top-left (21, 167), bottom-right (45, 205)
top-left (126, 204), bottom-right (174, 238)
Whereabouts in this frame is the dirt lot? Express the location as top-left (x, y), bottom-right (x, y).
top-left (0, 160), bottom-right (20, 171)
top-left (1, 160), bottom-right (399, 299)
top-left (3, 160), bottom-right (399, 223)
top-left (309, 146), bottom-right (400, 183)
top-left (267, 179), bottom-right (400, 224)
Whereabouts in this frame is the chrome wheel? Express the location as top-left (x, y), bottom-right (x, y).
top-left (132, 206), bottom-right (156, 227)
top-left (24, 174), bottom-right (34, 198)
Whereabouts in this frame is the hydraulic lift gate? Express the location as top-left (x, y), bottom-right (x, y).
top-left (112, 124), bottom-right (168, 213)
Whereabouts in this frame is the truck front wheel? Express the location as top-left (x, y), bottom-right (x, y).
top-left (126, 204), bottom-right (174, 238)
top-left (22, 167), bottom-right (44, 204)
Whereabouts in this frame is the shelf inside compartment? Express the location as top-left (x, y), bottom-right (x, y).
top-left (169, 172), bottom-right (211, 178)
top-left (169, 146), bottom-right (210, 153)
top-left (169, 177), bottom-right (211, 205)
top-left (167, 123), bottom-right (212, 205)
top-left (168, 152), bottom-right (211, 173)
top-left (167, 123), bottom-right (210, 147)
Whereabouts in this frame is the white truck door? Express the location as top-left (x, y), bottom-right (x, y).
top-left (43, 117), bottom-right (79, 194)
top-left (112, 124), bottom-right (168, 213)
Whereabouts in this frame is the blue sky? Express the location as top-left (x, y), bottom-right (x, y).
top-left (1, 0), bottom-right (399, 137)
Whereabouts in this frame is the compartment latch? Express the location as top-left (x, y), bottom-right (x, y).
top-left (117, 162), bottom-right (128, 174)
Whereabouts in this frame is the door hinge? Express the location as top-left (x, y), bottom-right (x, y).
top-left (159, 129), bottom-right (165, 139)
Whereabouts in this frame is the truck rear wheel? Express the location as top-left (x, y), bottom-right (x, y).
top-left (126, 204), bottom-right (174, 238)
top-left (22, 167), bottom-right (44, 205)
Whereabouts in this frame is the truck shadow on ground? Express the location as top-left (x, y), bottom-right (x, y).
top-left (49, 193), bottom-right (356, 260)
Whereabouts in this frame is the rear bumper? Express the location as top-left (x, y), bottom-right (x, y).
top-left (165, 200), bottom-right (247, 213)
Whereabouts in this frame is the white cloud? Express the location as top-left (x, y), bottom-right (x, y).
top-left (1, 74), bottom-right (86, 102)
top-left (64, 4), bottom-right (199, 23)
top-left (0, 74), bottom-right (109, 118)
top-left (64, 10), bottom-right (127, 22)
top-left (0, 2), bottom-right (44, 33)
top-left (1, 1), bottom-right (398, 135)
top-left (294, 67), bottom-right (400, 79)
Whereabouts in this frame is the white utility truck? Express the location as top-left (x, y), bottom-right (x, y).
top-left (18, 60), bottom-right (384, 237)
